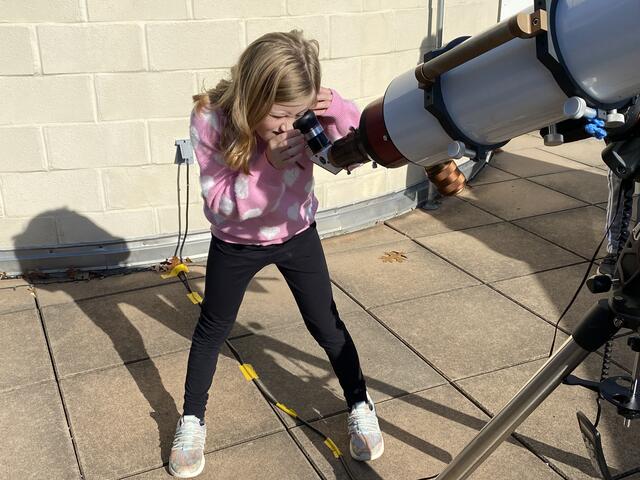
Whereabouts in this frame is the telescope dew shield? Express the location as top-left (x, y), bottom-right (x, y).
top-left (323, 96), bottom-right (411, 171)
top-left (357, 97), bottom-right (409, 169)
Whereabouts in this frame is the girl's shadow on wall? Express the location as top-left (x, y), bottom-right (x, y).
top-left (14, 209), bottom-right (194, 468)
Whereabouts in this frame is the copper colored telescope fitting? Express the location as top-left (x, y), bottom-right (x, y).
top-left (425, 161), bottom-right (466, 196)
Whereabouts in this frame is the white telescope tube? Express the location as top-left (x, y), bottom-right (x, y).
top-left (335, 0), bottom-right (640, 170)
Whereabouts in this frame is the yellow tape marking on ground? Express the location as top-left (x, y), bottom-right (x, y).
top-left (276, 403), bottom-right (298, 418)
top-left (239, 363), bottom-right (259, 381)
top-left (324, 438), bottom-right (342, 458)
top-left (161, 263), bottom-right (190, 279)
top-left (186, 292), bottom-right (203, 304)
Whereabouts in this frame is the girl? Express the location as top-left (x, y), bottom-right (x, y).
top-left (169, 30), bottom-right (383, 478)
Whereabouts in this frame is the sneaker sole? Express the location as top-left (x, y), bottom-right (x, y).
top-left (350, 439), bottom-right (384, 462)
top-left (168, 457), bottom-right (205, 478)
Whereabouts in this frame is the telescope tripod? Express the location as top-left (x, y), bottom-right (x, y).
top-left (435, 228), bottom-right (640, 480)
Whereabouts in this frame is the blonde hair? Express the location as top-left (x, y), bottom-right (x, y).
top-left (194, 30), bottom-right (321, 173)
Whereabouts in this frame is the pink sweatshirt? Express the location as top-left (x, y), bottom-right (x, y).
top-left (190, 89), bottom-right (361, 245)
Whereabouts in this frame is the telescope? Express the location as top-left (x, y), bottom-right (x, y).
top-left (300, 0), bottom-right (640, 478)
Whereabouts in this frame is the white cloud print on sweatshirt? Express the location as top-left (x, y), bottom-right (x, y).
top-left (234, 174), bottom-right (249, 199)
top-left (283, 168), bottom-right (299, 187)
top-left (241, 208), bottom-right (262, 220)
top-left (260, 226), bottom-right (280, 240)
top-left (200, 175), bottom-right (215, 198)
top-left (219, 195), bottom-right (235, 216)
top-left (287, 201), bottom-right (300, 220)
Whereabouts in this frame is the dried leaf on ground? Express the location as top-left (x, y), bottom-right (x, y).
top-left (158, 255), bottom-right (184, 272)
top-left (380, 251), bottom-right (408, 263)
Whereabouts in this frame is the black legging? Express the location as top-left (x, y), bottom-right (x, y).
top-left (182, 223), bottom-right (367, 420)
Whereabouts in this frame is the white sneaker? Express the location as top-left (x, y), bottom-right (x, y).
top-left (347, 393), bottom-right (384, 461)
top-left (168, 415), bottom-right (206, 478)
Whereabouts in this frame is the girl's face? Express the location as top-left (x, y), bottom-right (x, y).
top-left (254, 93), bottom-right (316, 142)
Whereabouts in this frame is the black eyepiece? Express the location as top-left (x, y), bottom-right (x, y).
top-left (293, 110), bottom-right (332, 154)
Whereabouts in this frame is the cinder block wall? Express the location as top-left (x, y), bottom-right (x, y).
top-left (0, 0), bottom-right (499, 252)
top-left (441, 0), bottom-right (499, 43)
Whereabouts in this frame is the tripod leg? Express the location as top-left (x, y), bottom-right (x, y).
top-left (436, 299), bottom-right (619, 480)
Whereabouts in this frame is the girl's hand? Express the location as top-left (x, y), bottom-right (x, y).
top-left (266, 129), bottom-right (306, 170)
top-left (312, 87), bottom-right (333, 116)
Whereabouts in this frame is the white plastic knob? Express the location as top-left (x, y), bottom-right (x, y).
top-left (564, 96), bottom-right (597, 119)
top-left (605, 110), bottom-right (625, 128)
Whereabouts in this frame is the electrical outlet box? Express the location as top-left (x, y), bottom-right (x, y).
top-left (175, 139), bottom-right (195, 165)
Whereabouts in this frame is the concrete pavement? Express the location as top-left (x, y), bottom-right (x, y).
top-left (2, 134), bottom-right (639, 479)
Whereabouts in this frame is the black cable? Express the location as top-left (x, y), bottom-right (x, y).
top-left (613, 466), bottom-right (640, 480)
top-left (179, 163), bottom-right (190, 262)
top-left (174, 162), bottom-right (183, 260)
top-left (546, 231), bottom-right (607, 356)
top-left (547, 184), bottom-right (624, 357)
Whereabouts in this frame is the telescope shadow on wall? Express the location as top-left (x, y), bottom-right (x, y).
top-left (413, 147), bottom-right (640, 478)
